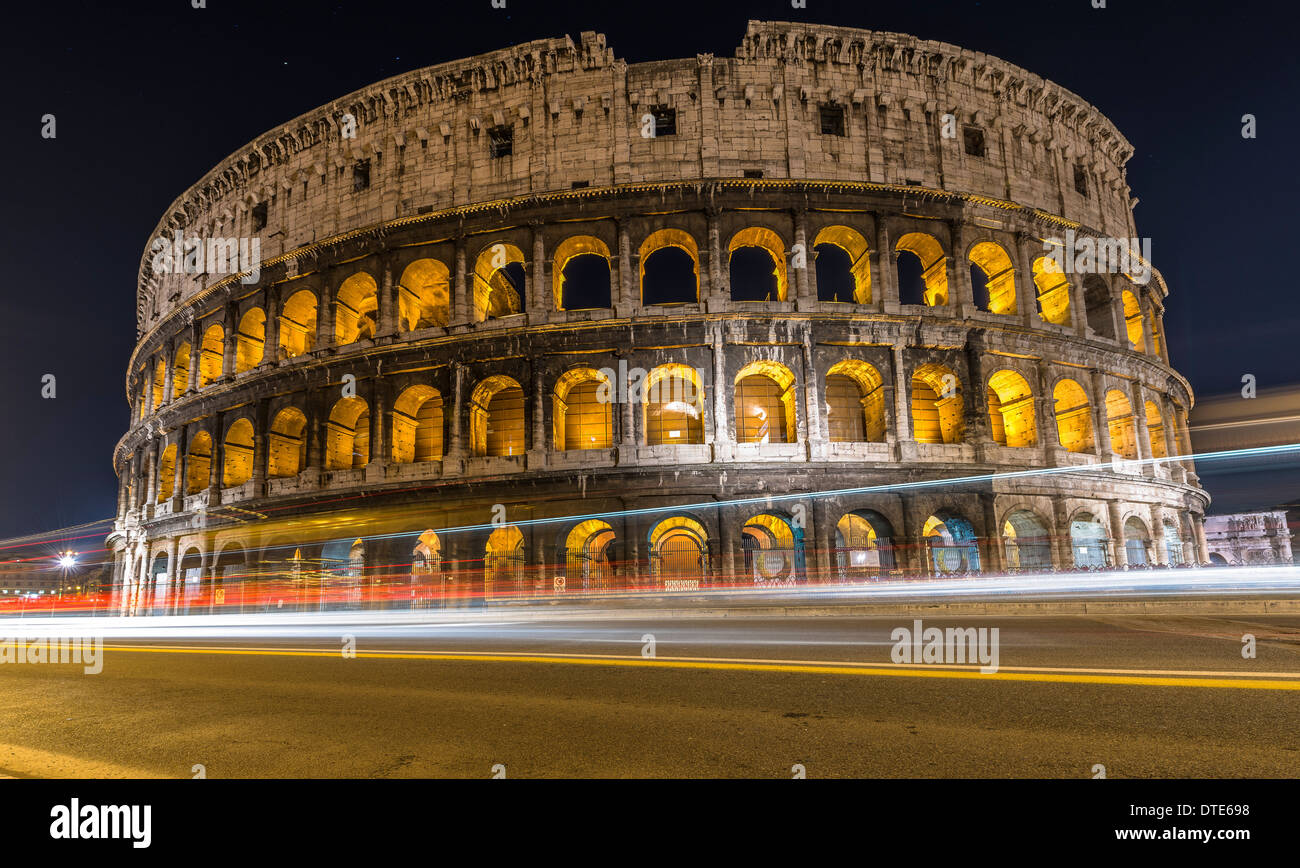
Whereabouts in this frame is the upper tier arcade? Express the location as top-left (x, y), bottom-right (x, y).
top-left (136, 20), bottom-right (1138, 336)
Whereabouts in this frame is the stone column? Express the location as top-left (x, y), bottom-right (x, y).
top-left (891, 343), bottom-right (912, 445)
top-left (186, 320), bottom-right (202, 393)
top-left (377, 264), bottom-right (397, 338)
top-left (616, 220), bottom-right (635, 314)
top-left (1106, 500), bottom-right (1129, 568)
top-left (1150, 505), bottom-right (1168, 565)
top-left (792, 209), bottom-right (815, 310)
top-left (529, 362), bottom-right (546, 464)
top-left (1035, 360), bottom-right (1061, 452)
top-left (1052, 497), bottom-right (1074, 569)
top-left (1193, 513), bottom-right (1210, 565)
top-left (618, 354), bottom-right (635, 454)
top-left (251, 399), bottom-right (270, 496)
top-left (948, 219), bottom-right (975, 315)
top-left (1130, 381), bottom-right (1151, 465)
top-left (980, 492), bottom-right (1004, 573)
top-left (964, 341), bottom-right (990, 455)
top-left (718, 504), bottom-right (737, 583)
top-left (711, 325), bottom-right (732, 458)
top-left (172, 429), bottom-right (187, 504)
top-left (221, 302), bottom-right (238, 378)
top-left (801, 329), bottom-right (825, 459)
top-left (452, 240), bottom-right (470, 326)
top-left (1015, 231), bottom-right (1041, 327)
top-left (367, 379), bottom-right (388, 479)
top-left (208, 415), bottom-right (224, 505)
top-left (704, 207), bottom-right (724, 307)
top-left (445, 362), bottom-right (465, 475)
top-left (161, 346), bottom-right (175, 407)
top-left (145, 440), bottom-right (159, 510)
top-left (874, 216), bottom-right (898, 311)
top-left (263, 288), bottom-right (281, 364)
top-left (1090, 369), bottom-right (1113, 459)
top-left (317, 282), bottom-right (336, 349)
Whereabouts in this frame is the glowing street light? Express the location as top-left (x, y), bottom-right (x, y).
top-left (57, 551), bottom-right (77, 569)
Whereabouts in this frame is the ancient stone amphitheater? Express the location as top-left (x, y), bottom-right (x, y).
top-left (108, 21), bottom-right (1209, 614)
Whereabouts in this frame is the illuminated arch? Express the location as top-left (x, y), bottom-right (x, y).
top-left (742, 513), bottom-right (797, 581)
top-left (156, 443), bottom-right (177, 503)
top-left (1122, 289), bottom-right (1145, 352)
top-left (1105, 389), bottom-right (1137, 459)
top-left (470, 375), bottom-right (525, 457)
top-left (552, 236), bottom-right (612, 311)
top-left (824, 360), bottom-right (886, 443)
top-left (391, 385), bottom-right (444, 463)
top-left (222, 417), bottom-right (255, 487)
top-left (986, 369), bottom-right (1037, 447)
top-left (334, 272), bottom-right (378, 345)
top-left (198, 323), bottom-right (224, 388)
top-left (485, 525), bottom-right (525, 586)
top-left (151, 358), bottom-right (167, 409)
top-left (1144, 400), bottom-right (1167, 459)
top-left (1082, 275), bottom-right (1116, 339)
top-left (1031, 255), bottom-right (1072, 326)
top-left (812, 225), bottom-right (871, 304)
top-left (895, 232), bottom-right (948, 306)
top-left (553, 367), bottom-right (612, 451)
top-left (235, 307), bottom-right (266, 372)
top-left (185, 431), bottom-right (212, 495)
top-left (1163, 519), bottom-right (1185, 565)
top-left (564, 519), bottom-right (616, 590)
top-left (922, 511), bottom-right (981, 575)
top-left (648, 516), bottom-right (709, 582)
top-left (268, 407), bottom-right (307, 478)
top-left (1002, 509), bottom-right (1053, 571)
top-left (733, 360), bottom-right (796, 444)
top-left (279, 290), bottom-right (318, 359)
top-left (325, 396), bottom-right (370, 470)
top-left (473, 243), bottom-right (526, 321)
top-left (911, 364), bottom-right (964, 444)
top-left (835, 510), bottom-right (896, 576)
top-left (397, 259), bottom-right (450, 331)
top-left (967, 241), bottom-right (1018, 315)
top-left (728, 227), bottom-right (788, 302)
top-left (644, 363), bottom-right (705, 445)
top-left (1123, 515), bottom-right (1151, 566)
top-left (413, 530), bottom-right (442, 576)
top-left (639, 228), bottom-right (699, 305)
top-left (1053, 379), bottom-right (1094, 454)
top-left (172, 343), bottom-right (191, 400)
top-left (1070, 512), bottom-right (1109, 568)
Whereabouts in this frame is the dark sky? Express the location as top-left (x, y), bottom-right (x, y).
top-left (1, 0), bottom-right (1296, 537)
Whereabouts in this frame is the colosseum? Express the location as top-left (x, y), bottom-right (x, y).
top-left (107, 20), bottom-right (1210, 614)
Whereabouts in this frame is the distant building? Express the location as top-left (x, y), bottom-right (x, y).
top-left (1203, 510), bottom-right (1295, 565)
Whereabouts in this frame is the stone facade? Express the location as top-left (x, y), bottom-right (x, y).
top-left (108, 21), bottom-right (1208, 614)
top-left (1204, 511), bottom-right (1296, 566)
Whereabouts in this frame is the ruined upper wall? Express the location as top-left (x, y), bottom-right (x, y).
top-left (137, 20), bottom-right (1137, 334)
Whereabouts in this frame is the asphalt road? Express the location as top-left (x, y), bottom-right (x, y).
top-left (1, 612), bottom-right (1298, 778)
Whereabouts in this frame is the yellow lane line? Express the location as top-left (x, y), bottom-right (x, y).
top-left (100, 644), bottom-right (1300, 691)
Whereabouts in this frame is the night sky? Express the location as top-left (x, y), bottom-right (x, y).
top-left (1, 0), bottom-right (1296, 537)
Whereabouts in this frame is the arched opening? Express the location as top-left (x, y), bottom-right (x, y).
top-left (986, 370), bottom-right (1037, 447)
top-left (470, 376), bottom-right (525, 457)
top-left (222, 418), bottom-right (255, 487)
top-left (151, 359), bottom-right (166, 410)
top-left (1083, 275), bottom-right (1116, 339)
top-left (967, 241), bottom-right (1017, 315)
top-left (922, 512), bottom-right (981, 575)
top-left (397, 259), bottom-right (450, 331)
top-left (825, 360), bottom-right (886, 443)
top-left (553, 368), bottom-right (612, 451)
top-left (1124, 516), bottom-right (1150, 566)
top-left (564, 519), bottom-right (616, 591)
top-left (185, 431), bottom-right (212, 494)
top-left (1002, 509), bottom-right (1053, 571)
top-left (198, 324), bottom-right (224, 388)
top-left (1144, 401), bottom-right (1167, 459)
top-left (473, 243), bottom-right (526, 321)
top-left (484, 526), bottom-right (524, 591)
top-left (334, 272), bottom-right (378, 345)
top-left (1147, 308), bottom-right (1163, 358)
top-left (813, 225), bottom-right (871, 303)
top-left (391, 385), bottom-right (444, 463)
top-left (268, 407), bottom-right (307, 478)
top-left (413, 530), bottom-right (442, 577)
top-left (649, 517), bottom-right (709, 584)
top-left (734, 361), bottom-right (796, 444)
top-left (179, 547), bottom-right (203, 612)
top-left (1105, 390), bottom-right (1138, 459)
top-left (911, 364), bottom-right (964, 444)
top-left (728, 227), bottom-right (788, 302)
top-left (553, 236), bottom-right (612, 311)
top-left (639, 229), bottom-right (699, 305)
top-left (279, 290), bottom-right (318, 358)
top-left (1163, 520), bottom-right (1185, 565)
top-left (895, 232), bottom-right (948, 306)
top-left (172, 344), bottom-right (191, 400)
top-left (1053, 379), bottom-right (1094, 453)
top-left (234, 307), bottom-right (266, 372)
top-left (326, 397), bottom-right (370, 470)
top-left (835, 510), bottom-right (896, 579)
top-left (214, 545), bottom-right (247, 610)
top-left (156, 443), bottom-right (177, 503)
top-left (1122, 290), bottom-right (1145, 352)
top-left (742, 513), bottom-right (799, 583)
top-left (1070, 513), bottom-right (1109, 568)
top-left (1031, 256), bottom-right (1073, 326)
top-left (644, 363), bottom-right (704, 445)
